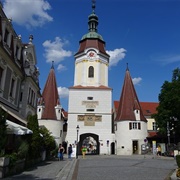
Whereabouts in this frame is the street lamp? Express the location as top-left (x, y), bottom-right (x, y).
top-left (167, 121), bottom-right (170, 146)
top-left (76, 125), bottom-right (80, 159)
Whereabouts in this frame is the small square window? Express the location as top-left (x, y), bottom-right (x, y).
top-left (87, 97), bottom-right (93, 100)
top-left (86, 109), bottom-right (94, 112)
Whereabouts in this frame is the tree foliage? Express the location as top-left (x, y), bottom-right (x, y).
top-left (153, 68), bottom-right (180, 139)
top-left (27, 114), bottom-right (42, 159)
top-left (39, 126), bottom-right (56, 158)
top-left (0, 108), bottom-right (7, 156)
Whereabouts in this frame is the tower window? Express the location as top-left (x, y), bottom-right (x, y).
top-left (86, 109), bottom-right (94, 112)
top-left (88, 66), bottom-right (94, 78)
top-left (87, 97), bottom-right (93, 100)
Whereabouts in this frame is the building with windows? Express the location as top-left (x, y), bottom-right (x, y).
top-left (66, 1), bottom-right (114, 155)
top-left (37, 64), bottom-right (68, 146)
top-left (65, 1), bottom-right (159, 155)
top-left (0, 3), bottom-right (40, 134)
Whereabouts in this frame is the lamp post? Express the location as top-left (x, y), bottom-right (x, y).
top-left (167, 121), bottom-right (170, 146)
top-left (76, 125), bottom-right (80, 159)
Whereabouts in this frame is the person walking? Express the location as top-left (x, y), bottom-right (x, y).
top-left (157, 145), bottom-right (161, 156)
top-left (58, 144), bottom-right (65, 161)
top-left (68, 144), bottom-right (73, 160)
top-left (82, 146), bottom-right (87, 159)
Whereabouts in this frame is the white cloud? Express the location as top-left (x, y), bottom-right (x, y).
top-left (106, 48), bottom-right (126, 67)
top-left (58, 87), bottom-right (69, 98)
top-left (3, 0), bottom-right (53, 28)
top-left (43, 37), bottom-right (72, 63)
top-left (154, 54), bottom-right (180, 65)
top-left (132, 77), bottom-right (142, 85)
top-left (57, 64), bottom-right (67, 72)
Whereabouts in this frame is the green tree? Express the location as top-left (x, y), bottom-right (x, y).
top-left (0, 108), bottom-right (7, 156)
top-left (27, 114), bottom-right (42, 159)
top-left (39, 126), bottom-right (56, 158)
top-left (153, 68), bottom-right (180, 139)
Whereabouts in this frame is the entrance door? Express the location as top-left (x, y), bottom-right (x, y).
top-left (111, 142), bottom-right (115, 154)
top-left (132, 140), bottom-right (138, 154)
top-left (79, 133), bottom-right (99, 155)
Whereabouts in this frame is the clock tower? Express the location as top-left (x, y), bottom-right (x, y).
top-left (66, 0), bottom-right (114, 156)
top-left (73, 1), bottom-right (109, 87)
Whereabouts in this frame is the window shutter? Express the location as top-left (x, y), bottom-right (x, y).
top-left (138, 122), bottom-right (141, 130)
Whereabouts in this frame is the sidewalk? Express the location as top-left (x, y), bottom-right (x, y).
top-left (56, 157), bottom-right (77, 180)
top-left (3, 155), bottom-right (77, 180)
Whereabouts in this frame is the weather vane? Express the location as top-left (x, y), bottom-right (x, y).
top-left (92, 0), bottom-right (96, 13)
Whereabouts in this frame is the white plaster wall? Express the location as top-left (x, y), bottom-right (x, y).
top-left (68, 89), bottom-right (112, 113)
top-left (115, 121), bottom-right (148, 155)
top-left (38, 119), bottom-right (63, 146)
top-left (74, 60), bottom-right (108, 87)
top-left (66, 88), bottom-right (114, 155)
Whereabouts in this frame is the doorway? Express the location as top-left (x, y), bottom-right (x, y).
top-left (132, 140), bottom-right (138, 154)
top-left (79, 133), bottom-right (99, 155)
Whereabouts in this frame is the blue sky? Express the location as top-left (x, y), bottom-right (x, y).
top-left (2, 0), bottom-right (180, 111)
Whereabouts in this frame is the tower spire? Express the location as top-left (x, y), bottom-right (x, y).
top-left (51, 61), bottom-right (54, 69)
top-left (126, 63), bottom-right (129, 71)
top-left (88, 0), bottom-right (98, 33)
top-left (92, 0), bottom-right (96, 13)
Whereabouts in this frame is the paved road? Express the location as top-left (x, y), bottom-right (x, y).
top-left (4, 155), bottom-right (177, 180)
top-left (74, 155), bottom-right (177, 180)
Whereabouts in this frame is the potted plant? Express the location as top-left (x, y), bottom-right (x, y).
top-left (0, 108), bottom-right (9, 166)
top-left (176, 155), bottom-right (180, 178)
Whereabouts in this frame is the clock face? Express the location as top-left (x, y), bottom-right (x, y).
top-left (89, 52), bottom-right (94, 57)
top-left (88, 51), bottom-right (96, 58)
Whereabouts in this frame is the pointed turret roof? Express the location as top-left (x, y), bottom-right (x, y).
top-left (115, 65), bottom-right (147, 122)
top-left (41, 62), bottom-right (60, 120)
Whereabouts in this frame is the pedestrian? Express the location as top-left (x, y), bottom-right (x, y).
top-left (68, 144), bottom-right (73, 160)
top-left (82, 146), bottom-right (87, 159)
top-left (157, 145), bottom-right (161, 156)
top-left (58, 144), bottom-right (65, 161)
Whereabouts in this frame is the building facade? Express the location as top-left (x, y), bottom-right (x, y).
top-left (37, 64), bottom-right (67, 146)
top-left (66, 2), bottom-right (115, 155)
top-left (0, 3), bottom-right (40, 128)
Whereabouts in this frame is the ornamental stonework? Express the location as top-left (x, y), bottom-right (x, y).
top-left (77, 114), bottom-right (102, 126)
top-left (82, 101), bottom-right (99, 108)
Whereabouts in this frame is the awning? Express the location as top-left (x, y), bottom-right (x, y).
top-left (6, 120), bottom-right (33, 135)
top-left (0, 104), bottom-right (27, 125)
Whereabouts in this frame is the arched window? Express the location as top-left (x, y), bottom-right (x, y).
top-left (88, 66), bottom-right (94, 78)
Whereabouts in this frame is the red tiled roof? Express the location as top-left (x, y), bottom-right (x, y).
top-left (148, 131), bottom-right (158, 137)
top-left (62, 108), bottom-right (68, 119)
top-left (115, 68), bottom-right (147, 122)
top-left (75, 39), bottom-right (109, 57)
top-left (140, 102), bottom-right (159, 116)
top-left (114, 101), bottom-right (159, 117)
top-left (41, 66), bottom-right (60, 120)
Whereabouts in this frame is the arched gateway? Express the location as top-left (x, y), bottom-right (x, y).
top-left (78, 133), bottom-right (100, 155)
